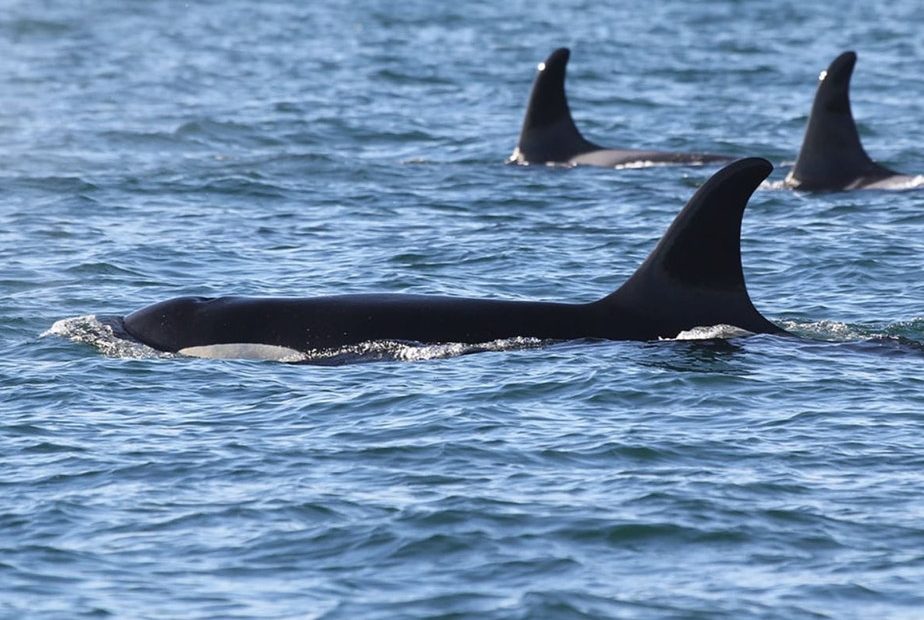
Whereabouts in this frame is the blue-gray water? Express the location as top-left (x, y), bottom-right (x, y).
top-left (3, 1), bottom-right (924, 618)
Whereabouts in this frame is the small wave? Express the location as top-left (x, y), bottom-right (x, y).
top-left (670, 324), bottom-right (754, 340)
top-left (780, 318), bottom-right (924, 355)
top-left (780, 318), bottom-right (924, 342)
top-left (42, 315), bottom-right (170, 360)
top-left (12, 176), bottom-right (98, 193)
top-left (781, 319), bottom-right (862, 341)
top-left (881, 317), bottom-right (924, 340)
top-left (63, 262), bottom-right (145, 277)
top-left (2, 18), bottom-right (73, 37)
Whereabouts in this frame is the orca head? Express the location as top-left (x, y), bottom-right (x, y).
top-left (122, 295), bottom-right (215, 353)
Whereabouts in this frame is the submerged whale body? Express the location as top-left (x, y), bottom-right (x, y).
top-left (785, 51), bottom-right (919, 191)
top-left (507, 48), bottom-right (730, 168)
top-left (116, 158), bottom-right (784, 362)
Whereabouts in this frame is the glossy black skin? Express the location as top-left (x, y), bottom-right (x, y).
top-left (124, 295), bottom-right (604, 353)
top-left (122, 159), bottom-right (784, 355)
top-left (507, 48), bottom-right (730, 167)
top-left (786, 51), bottom-right (900, 190)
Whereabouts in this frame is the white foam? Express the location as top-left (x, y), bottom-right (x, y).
top-left (303, 336), bottom-right (545, 364)
top-left (670, 324), bottom-right (754, 341)
top-left (43, 315), bottom-right (169, 359)
top-left (611, 160), bottom-right (664, 170)
top-left (761, 179), bottom-right (791, 191)
top-left (779, 319), bottom-right (859, 341)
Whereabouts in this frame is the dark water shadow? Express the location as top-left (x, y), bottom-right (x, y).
top-left (797, 335), bottom-right (924, 360)
top-left (630, 337), bottom-right (755, 374)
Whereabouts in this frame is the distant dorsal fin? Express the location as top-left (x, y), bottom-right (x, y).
top-left (788, 51), bottom-right (896, 189)
top-left (601, 158), bottom-right (783, 337)
top-left (510, 48), bottom-right (601, 163)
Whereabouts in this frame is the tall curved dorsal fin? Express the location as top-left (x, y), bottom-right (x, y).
top-left (602, 158), bottom-right (783, 337)
top-left (788, 51), bottom-right (896, 190)
top-left (510, 48), bottom-right (601, 163)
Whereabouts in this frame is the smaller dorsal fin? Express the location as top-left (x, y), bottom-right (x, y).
top-left (510, 48), bottom-right (601, 163)
top-left (788, 51), bottom-right (896, 189)
top-left (601, 158), bottom-right (783, 337)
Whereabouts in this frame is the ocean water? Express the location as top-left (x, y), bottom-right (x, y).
top-left (3, 1), bottom-right (924, 618)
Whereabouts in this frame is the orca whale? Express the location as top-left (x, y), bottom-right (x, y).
top-left (113, 158), bottom-right (784, 362)
top-left (785, 51), bottom-right (920, 191)
top-left (507, 48), bottom-right (730, 168)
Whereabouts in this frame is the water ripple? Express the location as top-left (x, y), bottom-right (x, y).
top-left (4, 1), bottom-right (924, 618)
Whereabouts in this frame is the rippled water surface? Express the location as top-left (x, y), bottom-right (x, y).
top-left (2, 1), bottom-right (924, 618)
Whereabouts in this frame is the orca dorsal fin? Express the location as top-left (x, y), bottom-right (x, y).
top-left (601, 158), bottom-right (783, 338)
top-left (509, 48), bottom-right (601, 164)
top-left (788, 51), bottom-right (895, 189)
